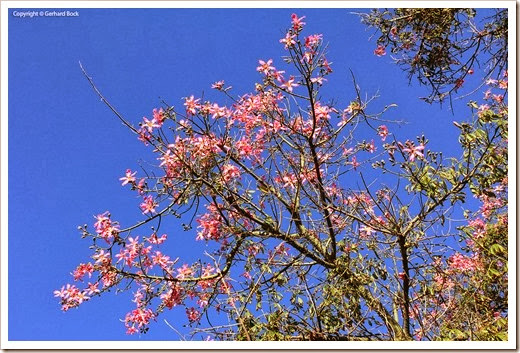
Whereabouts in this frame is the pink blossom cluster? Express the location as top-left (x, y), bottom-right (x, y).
top-left (378, 125), bottom-right (389, 141)
top-left (449, 252), bottom-right (479, 272)
top-left (196, 203), bottom-right (224, 241)
top-left (93, 211), bottom-right (120, 243)
top-left (479, 195), bottom-right (504, 219)
top-left (468, 218), bottom-right (486, 239)
top-left (53, 284), bottom-right (91, 311)
top-left (124, 307), bottom-right (155, 335)
top-left (138, 108), bottom-right (166, 144)
top-left (186, 307), bottom-right (201, 322)
top-left (140, 195), bottom-right (158, 214)
top-left (160, 282), bottom-right (184, 309)
top-left (72, 262), bottom-right (94, 281)
top-left (115, 237), bottom-right (144, 267)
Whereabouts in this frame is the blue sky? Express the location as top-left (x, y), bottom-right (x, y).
top-left (7, 7), bottom-right (490, 341)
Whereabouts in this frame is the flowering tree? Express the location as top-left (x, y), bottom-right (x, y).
top-left (55, 11), bottom-right (508, 341)
top-left (360, 8), bottom-right (508, 104)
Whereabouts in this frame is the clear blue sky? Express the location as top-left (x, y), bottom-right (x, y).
top-left (8, 7), bottom-right (486, 341)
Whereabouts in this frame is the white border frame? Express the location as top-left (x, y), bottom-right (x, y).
top-left (1, 1), bottom-right (516, 350)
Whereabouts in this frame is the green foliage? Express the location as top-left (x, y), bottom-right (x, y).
top-left (361, 8), bottom-right (508, 103)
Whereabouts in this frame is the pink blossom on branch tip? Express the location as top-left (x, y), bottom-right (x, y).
top-left (184, 95), bottom-right (200, 116)
top-left (211, 80), bottom-right (225, 90)
top-left (186, 307), bottom-right (201, 322)
top-left (281, 76), bottom-right (299, 92)
top-left (378, 125), bottom-right (389, 141)
top-left (280, 32), bottom-right (296, 49)
top-left (305, 34), bottom-right (323, 48)
top-left (142, 117), bottom-right (160, 133)
top-left (140, 195), bottom-right (158, 214)
top-left (291, 13), bottom-right (306, 31)
top-left (374, 45), bottom-right (386, 57)
top-left (152, 108), bottom-right (165, 125)
top-left (256, 59), bottom-right (275, 75)
top-left (222, 164), bottom-right (241, 182)
top-left (119, 169), bottom-right (137, 186)
top-left (400, 141), bottom-right (425, 162)
top-left (310, 76), bottom-right (327, 86)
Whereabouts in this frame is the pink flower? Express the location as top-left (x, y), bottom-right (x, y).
top-left (85, 282), bottom-right (100, 296)
top-left (368, 139), bottom-right (376, 153)
top-left (54, 286), bottom-right (68, 298)
top-left (349, 155), bottom-right (360, 170)
top-left (280, 32), bottom-right (296, 49)
top-left (161, 283), bottom-right (183, 309)
top-left (256, 59), bottom-right (275, 75)
top-left (184, 95), bottom-right (201, 116)
top-left (137, 127), bottom-right (151, 145)
top-left (278, 172), bottom-right (298, 190)
top-left (467, 68), bottom-right (474, 75)
top-left (152, 108), bottom-right (165, 126)
top-left (146, 233), bottom-right (167, 245)
top-left (196, 204), bottom-right (223, 241)
top-left (186, 307), bottom-right (201, 322)
top-left (211, 80), bottom-right (225, 90)
top-left (321, 58), bottom-right (333, 73)
top-left (305, 34), bottom-right (323, 48)
top-left (137, 178), bottom-right (146, 195)
top-left (241, 271), bottom-right (252, 280)
top-left (235, 137), bottom-right (259, 159)
top-left (140, 195), bottom-right (157, 214)
top-left (359, 225), bottom-right (375, 238)
top-left (272, 69), bottom-right (285, 83)
top-left (291, 13), bottom-right (306, 31)
top-left (374, 45), bottom-right (386, 57)
top-left (209, 103), bottom-right (230, 120)
top-left (126, 326), bottom-right (138, 335)
top-left (378, 125), bottom-right (389, 141)
top-left (124, 308), bottom-right (155, 333)
top-left (115, 245), bottom-right (138, 267)
top-left (119, 169), bottom-right (137, 186)
top-left (93, 212), bottom-right (119, 243)
top-left (493, 94), bottom-right (504, 104)
top-left (54, 284), bottom-right (90, 311)
top-left (222, 164), bottom-right (241, 182)
top-left (401, 141), bottom-right (425, 162)
top-left (281, 76), bottom-right (299, 92)
top-left (310, 76), bottom-right (327, 86)
top-left (72, 262), bottom-right (94, 282)
top-left (313, 102), bottom-right (332, 121)
top-left (142, 116), bottom-right (160, 133)
top-left (301, 51), bottom-right (314, 63)
top-left (176, 263), bottom-right (193, 279)
top-left (449, 252), bottom-right (477, 272)
top-left (92, 249), bottom-right (111, 267)
top-left (100, 270), bottom-right (117, 288)
top-left (152, 251), bottom-right (172, 269)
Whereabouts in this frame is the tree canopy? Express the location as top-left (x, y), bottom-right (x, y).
top-left (55, 9), bottom-right (508, 341)
top-left (360, 8), bottom-right (507, 104)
